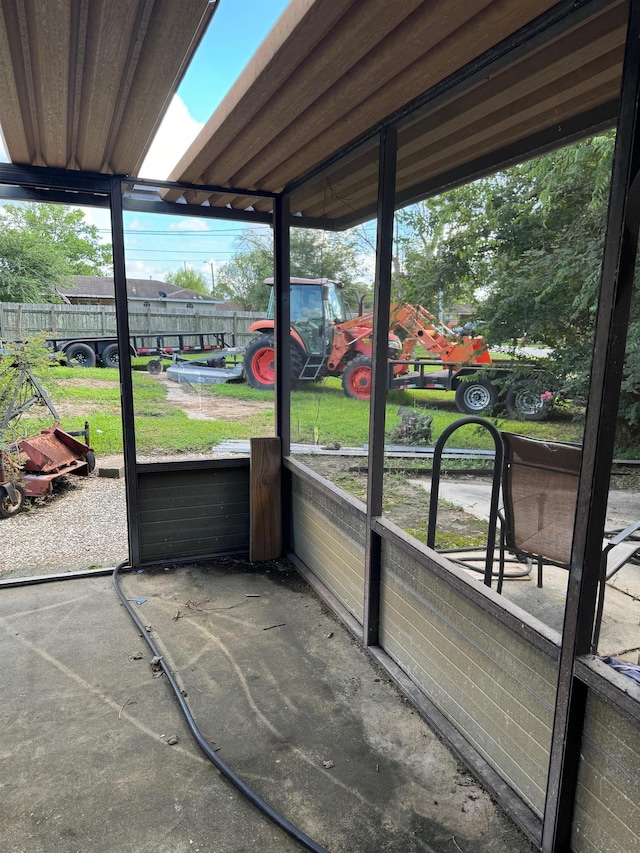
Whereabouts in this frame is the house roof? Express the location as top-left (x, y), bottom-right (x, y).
top-left (59, 275), bottom-right (219, 302)
top-left (163, 0), bottom-right (625, 227)
top-left (0, 0), bottom-right (216, 174)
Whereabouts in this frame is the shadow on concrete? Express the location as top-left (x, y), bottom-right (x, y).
top-left (0, 558), bottom-right (536, 853)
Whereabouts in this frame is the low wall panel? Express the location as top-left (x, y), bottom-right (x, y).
top-left (137, 464), bottom-right (249, 565)
top-left (380, 539), bottom-right (556, 817)
top-left (291, 475), bottom-right (365, 623)
top-left (572, 691), bottom-right (640, 853)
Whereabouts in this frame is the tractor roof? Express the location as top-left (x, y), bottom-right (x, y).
top-left (263, 278), bottom-right (343, 287)
top-left (264, 276), bottom-right (343, 288)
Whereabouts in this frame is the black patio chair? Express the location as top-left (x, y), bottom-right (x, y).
top-left (427, 416), bottom-right (504, 588)
top-left (498, 432), bottom-right (640, 652)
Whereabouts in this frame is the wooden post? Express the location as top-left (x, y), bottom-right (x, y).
top-left (249, 437), bottom-right (281, 561)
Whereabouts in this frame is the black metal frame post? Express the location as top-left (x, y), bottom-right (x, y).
top-left (274, 194), bottom-right (292, 552)
top-left (363, 126), bottom-right (398, 647)
top-left (542, 2), bottom-right (640, 849)
top-left (274, 194), bottom-right (291, 452)
top-left (109, 175), bottom-right (140, 567)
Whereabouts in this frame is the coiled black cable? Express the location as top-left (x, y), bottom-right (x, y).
top-left (112, 560), bottom-right (329, 853)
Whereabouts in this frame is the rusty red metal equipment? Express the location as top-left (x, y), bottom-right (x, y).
top-left (0, 365), bottom-right (95, 518)
top-left (11, 425), bottom-right (95, 496)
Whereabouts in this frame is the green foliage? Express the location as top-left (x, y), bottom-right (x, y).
top-left (395, 184), bottom-right (494, 312)
top-left (0, 226), bottom-right (68, 302)
top-left (389, 407), bottom-right (433, 445)
top-left (215, 229), bottom-right (273, 311)
top-left (478, 136), bottom-right (615, 353)
top-left (2, 203), bottom-right (111, 275)
top-left (0, 202), bottom-right (112, 302)
top-left (393, 131), bottom-right (640, 441)
top-left (216, 226), bottom-right (372, 311)
top-left (165, 267), bottom-right (210, 295)
top-left (0, 335), bottom-right (58, 443)
top-left (0, 333), bottom-right (53, 378)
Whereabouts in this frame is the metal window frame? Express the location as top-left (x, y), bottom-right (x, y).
top-left (1, 0), bottom-right (638, 845)
top-left (273, 3), bottom-right (640, 851)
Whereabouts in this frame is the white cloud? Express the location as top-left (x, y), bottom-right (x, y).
top-left (138, 95), bottom-right (204, 181)
top-left (168, 218), bottom-right (210, 232)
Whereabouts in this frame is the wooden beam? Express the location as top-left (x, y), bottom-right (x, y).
top-left (250, 437), bottom-right (282, 561)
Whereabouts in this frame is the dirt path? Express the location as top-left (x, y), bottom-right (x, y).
top-left (157, 373), bottom-right (272, 420)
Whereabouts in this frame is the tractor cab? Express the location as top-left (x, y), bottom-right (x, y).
top-left (264, 277), bottom-right (347, 356)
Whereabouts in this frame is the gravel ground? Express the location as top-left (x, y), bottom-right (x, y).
top-left (0, 469), bottom-right (127, 578)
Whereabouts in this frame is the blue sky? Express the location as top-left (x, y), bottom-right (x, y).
top-left (178, 0), bottom-right (290, 125)
top-left (0, 1), bottom-right (291, 288)
top-left (113, 0), bottom-right (290, 286)
top-left (139, 0), bottom-right (289, 180)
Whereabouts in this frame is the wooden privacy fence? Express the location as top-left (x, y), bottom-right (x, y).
top-left (0, 302), bottom-right (263, 348)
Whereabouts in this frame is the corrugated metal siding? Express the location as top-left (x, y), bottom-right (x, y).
top-left (572, 692), bottom-right (640, 852)
top-left (137, 465), bottom-right (249, 565)
top-left (291, 476), bottom-right (366, 623)
top-left (380, 539), bottom-right (556, 817)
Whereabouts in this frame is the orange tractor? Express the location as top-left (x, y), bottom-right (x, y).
top-left (243, 278), bottom-right (547, 419)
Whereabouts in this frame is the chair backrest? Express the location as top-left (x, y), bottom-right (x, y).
top-left (501, 433), bottom-right (582, 567)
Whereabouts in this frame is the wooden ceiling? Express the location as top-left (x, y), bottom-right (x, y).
top-left (166, 0), bottom-right (626, 227)
top-left (0, 0), bottom-right (215, 175)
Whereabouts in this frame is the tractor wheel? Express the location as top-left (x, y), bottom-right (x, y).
top-left (342, 355), bottom-right (372, 400)
top-left (454, 377), bottom-right (497, 415)
top-left (101, 343), bottom-right (119, 368)
top-left (243, 335), bottom-right (306, 390)
top-left (65, 342), bottom-right (96, 368)
top-left (0, 484), bottom-right (26, 519)
top-left (505, 381), bottom-right (549, 421)
top-left (244, 334), bottom-right (276, 390)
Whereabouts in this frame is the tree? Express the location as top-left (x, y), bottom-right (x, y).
top-left (2, 203), bottom-right (112, 275)
top-left (394, 183), bottom-right (494, 314)
top-left (393, 132), bottom-right (640, 441)
top-left (216, 227), bottom-right (371, 311)
top-left (0, 227), bottom-right (68, 302)
top-left (0, 202), bottom-right (113, 302)
top-left (475, 135), bottom-right (619, 423)
top-left (215, 232), bottom-right (273, 311)
top-left (165, 267), bottom-right (210, 296)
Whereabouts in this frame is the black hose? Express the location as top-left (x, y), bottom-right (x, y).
top-left (112, 560), bottom-right (329, 853)
top-left (0, 565), bottom-right (125, 589)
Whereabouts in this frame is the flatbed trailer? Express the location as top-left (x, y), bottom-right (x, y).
top-left (387, 357), bottom-right (554, 420)
top-left (44, 331), bottom-right (236, 371)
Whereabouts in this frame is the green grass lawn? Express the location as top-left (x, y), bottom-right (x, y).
top-left (17, 366), bottom-right (585, 457)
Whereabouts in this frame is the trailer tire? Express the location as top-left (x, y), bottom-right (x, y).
top-left (65, 342), bottom-right (96, 368)
top-left (243, 335), bottom-right (305, 390)
top-left (505, 381), bottom-right (549, 421)
top-left (0, 484), bottom-right (26, 518)
top-left (342, 355), bottom-right (372, 400)
top-left (101, 343), bottom-right (119, 368)
top-left (454, 377), bottom-right (497, 415)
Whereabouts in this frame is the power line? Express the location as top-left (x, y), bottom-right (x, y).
top-left (96, 227), bottom-right (266, 237)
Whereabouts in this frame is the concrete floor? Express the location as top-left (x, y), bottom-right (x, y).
top-left (427, 480), bottom-right (640, 661)
top-left (0, 558), bottom-right (535, 853)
